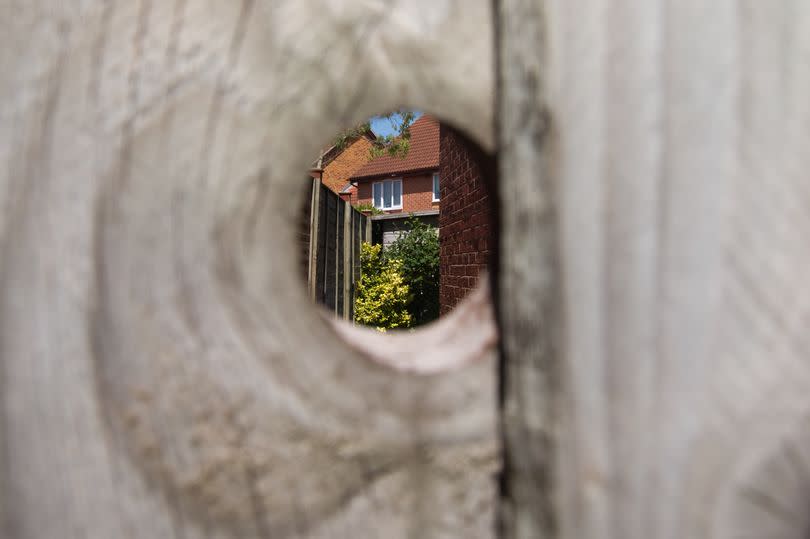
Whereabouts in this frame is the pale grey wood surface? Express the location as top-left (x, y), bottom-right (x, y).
top-left (0, 1), bottom-right (498, 537)
top-left (308, 177), bottom-right (321, 302)
top-left (496, 0), bottom-right (557, 538)
top-left (503, 1), bottom-right (810, 538)
top-left (5, 1), bottom-right (810, 538)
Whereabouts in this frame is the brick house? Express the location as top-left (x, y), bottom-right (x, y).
top-left (348, 115), bottom-right (442, 245)
top-left (332, 114), bottom-right (493, 316)
top-left (302, 126), bottom-right (376, 296)
top-left (309, 126), bottom-right (377, 197)
top-left (310, 115), bottom-right (494, 315)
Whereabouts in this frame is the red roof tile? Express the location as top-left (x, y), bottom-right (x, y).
top-left (350, 115), bottom-right (440, 180)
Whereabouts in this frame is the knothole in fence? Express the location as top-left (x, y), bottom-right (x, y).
top-left (299, 110), bottom-right (499, 372)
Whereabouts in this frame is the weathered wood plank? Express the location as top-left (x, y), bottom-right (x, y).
top-left (0, 1), bottom-right (498, 537)
top-left (498, 1), bottom-right (810, 538)
top-left (308, 177), bottom-right (321, 302)
top-left (343, 199), bottom-right (352, 320)
top-left (495, 0), bottom-right (557, 538)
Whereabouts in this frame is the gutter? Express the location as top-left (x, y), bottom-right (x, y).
top-left (349, 166), bottom-right (439, 183)
top-left (370, 209), bottom-right (440, 221)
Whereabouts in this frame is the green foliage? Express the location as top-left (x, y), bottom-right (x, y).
top-left (332, 111), bottom-right (417, 160)
top-left (353, 202), bottom-right (383, 215)
top-left (384, 216), bottom-right (440, 326)
top-left (354, 243), bottom-right (413, 330)
top-left (332, 121), bottom-right (372, 151)
top-left (369, 110), bottom-right (415, 159)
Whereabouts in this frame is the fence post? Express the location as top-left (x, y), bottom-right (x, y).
top-left (343, 200), bottom-right (352, 320)
top-left (496, 0), bottom-right (559, 536)
top-left (308, 177), bottom-right (321, 301)
top-left (334, 198), bottom-right (341, 316)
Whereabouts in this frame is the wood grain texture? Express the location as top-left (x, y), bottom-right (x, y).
top-left (496, 0), bottom-right (557, 538)
top-left (0, 1), bottom-right (498, 537)
top-left (534, 1), bottom-right (810, 538)
top-left (6, 1), bottom-right (810, 537)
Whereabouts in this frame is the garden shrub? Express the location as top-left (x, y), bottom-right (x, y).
top-left (384, 216), bottom-right (440, 326)
top-left (354, 243), bottom-right (412, 330)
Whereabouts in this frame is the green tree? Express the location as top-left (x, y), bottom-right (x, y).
top-left (332, 110), bottom-right (416, 159)
top-left (354, 243), bottom-right (413, 330)
top-left (384, 216), bottom-right (440, 326)
top-left (368, 110), bottom-right (415, 159)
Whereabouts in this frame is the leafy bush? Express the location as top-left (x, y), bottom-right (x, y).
top-left (384, 216), bottom-right (440, 325)
top-left (332, 110), bottom-right (415, 159)
top-left (332, 121), bottom-right (372, 151)
top-left (354, 243), bottom-right (413, 330)
top-left (368, 110), bottom-right (415, 159)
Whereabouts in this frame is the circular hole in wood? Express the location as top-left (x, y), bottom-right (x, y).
top-left (299, 109), bottom-right (498, 372)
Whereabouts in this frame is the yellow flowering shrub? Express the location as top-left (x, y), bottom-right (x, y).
top-left (354, 243), bottom-right (412, 330)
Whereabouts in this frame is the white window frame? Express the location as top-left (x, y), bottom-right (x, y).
top-left (372, 178), bottom-right (403, 210)
top-left (432, 173), bottom-right (440, 202)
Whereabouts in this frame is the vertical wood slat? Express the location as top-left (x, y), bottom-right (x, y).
top-left (497, 2), bottom-right (810, 539)
top-left (352, 211), bottom-right (363, 322)
top-left (335, 198), bottom-right (344, 316)
top-left (316, 184), bottom-right (328, 305)
top-left (496, 1), bottom-right (557, 538)
top-left (308, 177), bottom-right (321, 301)
top-left (343, 200), bottom-right (352, 320)
top-left (305, 181), bottom-right (368, 321)
top-left (351, 209), bottom-right (362, 323)
top-left (0, 1), bottom-right (499, 537)
top-left (325, 190), bottom-right (337, 310)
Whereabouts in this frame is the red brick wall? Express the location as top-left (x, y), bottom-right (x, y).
top-left (321, 136), bottom-right (374, 194)
top-left (439, 125), bottom-right (492, 315)
top-left (355, 171), bottom-right (440, 213)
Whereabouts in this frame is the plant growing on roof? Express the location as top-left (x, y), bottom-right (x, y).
top-left (332, 110), bottom-right (416, 159)
top-left (353, 202), bottom-right (383, 215)
top-left (331, 121), bottom-right (372, 152)
top-left (368, 110), bottom-right (415, 159)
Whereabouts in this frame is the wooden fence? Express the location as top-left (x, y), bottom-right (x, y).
top-left (5, 1), bottom-right (810, 538)
top-left (301, 178), bottom-right (371, 320)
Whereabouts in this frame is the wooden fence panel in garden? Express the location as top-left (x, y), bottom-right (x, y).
top-left (302, 178), bottom-right (369, 320)
top-left (2, 1), bottom-right (809, 538)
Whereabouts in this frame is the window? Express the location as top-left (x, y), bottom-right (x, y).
top-left (372, 179), bottom-right (403, 210)
top-left (432, 173), bottom-right (440, 202)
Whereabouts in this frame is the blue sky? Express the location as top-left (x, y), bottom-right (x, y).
top-left (370, 111), bottom-right (422, 137)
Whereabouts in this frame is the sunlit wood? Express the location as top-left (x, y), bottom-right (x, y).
top-left (0, 1), bottom-right (496, 537)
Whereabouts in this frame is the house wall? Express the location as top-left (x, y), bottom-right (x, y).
top-left (338, 185), bottom-right (358, 205)
top-left (356, 172), bottom-right (440, 213)
top-left (438, 125), bottom-right (492, 315)
top-left (372, 214), bottom-right (440, 248)
top-left (321, 137), bottom-right (375, 195)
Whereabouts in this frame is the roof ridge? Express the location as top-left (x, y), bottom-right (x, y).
top-left (350, 115), bottom-right (440, 180)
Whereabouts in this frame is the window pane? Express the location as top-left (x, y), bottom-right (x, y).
top-left (393, 180), bottom-right (402, 207)
top-left (373, 183), bottom-right (382, 208)
top-left (383, 180), bottom-right (392, 208)
top-left (433, 174), bottom-right (440, 200)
